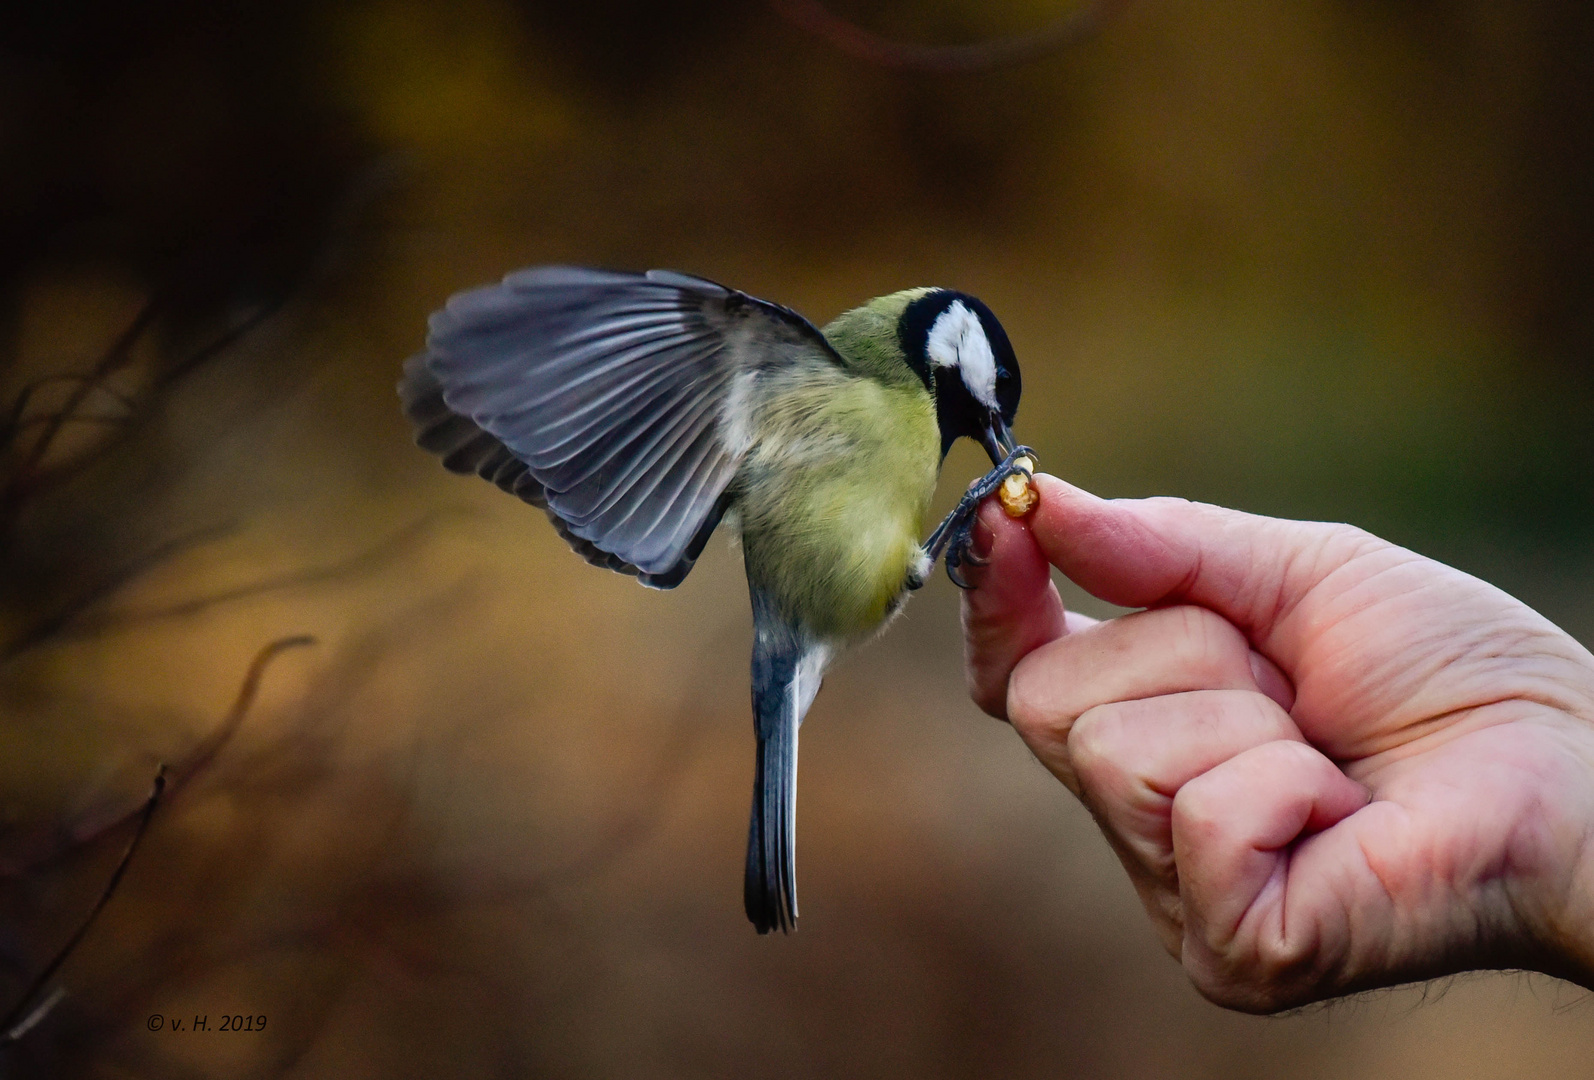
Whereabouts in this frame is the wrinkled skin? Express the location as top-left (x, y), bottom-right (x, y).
top-left (961, 475), bottom-right (1594, 1013)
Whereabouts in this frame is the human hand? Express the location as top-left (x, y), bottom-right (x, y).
top-left (961, 475), bottom-right (1594, 1012)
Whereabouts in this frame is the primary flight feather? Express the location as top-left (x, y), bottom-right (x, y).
top-left (401, 267), bottom-right (1031, 933)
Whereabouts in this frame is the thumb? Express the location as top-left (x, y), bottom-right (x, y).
top-left (1025, 476), bottom-right (1390, 660)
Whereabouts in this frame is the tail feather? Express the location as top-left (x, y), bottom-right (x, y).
top-left (745, 717), bottom-right (798, 933)
top-left (744, 602), bottom-right (828, 935)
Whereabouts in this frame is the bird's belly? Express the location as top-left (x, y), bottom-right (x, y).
top-left (733, 371), bottom-right (940, 641)
top-left (740, 468), bottom-right (934, 641)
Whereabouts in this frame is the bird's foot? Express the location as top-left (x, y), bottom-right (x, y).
top-left (924, 446), bottom-right (1036, 590)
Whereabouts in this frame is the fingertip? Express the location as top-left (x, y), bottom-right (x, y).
top-left (1030, 472), bottom-right (1107, 512)
top-left (961, 497), bottom-right (1068, 721)
top-left (967, 495), bottom-right (1009, 563)
top-left (1026, 473), bottom-right (1121, 553)
top-left (963, 497), bottom-right (1053, 608)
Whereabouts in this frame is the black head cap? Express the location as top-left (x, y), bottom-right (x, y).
top-left (897, 289), bottom-right (1022, 461)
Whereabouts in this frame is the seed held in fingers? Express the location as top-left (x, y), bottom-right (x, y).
top-left (999, 455), bottom-right (1038, 517)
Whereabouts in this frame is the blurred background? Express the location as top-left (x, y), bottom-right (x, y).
top-left (1, 0), bottom-right (1592, 1076)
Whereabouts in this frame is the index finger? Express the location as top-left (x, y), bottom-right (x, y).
top-left (960, 489), bottom-right (1090, 719)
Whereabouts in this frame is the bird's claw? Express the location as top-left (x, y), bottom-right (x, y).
top-left (924, 446), bottom-right (1036, 590)
top-left (943, 525), bottom-right (983, 590)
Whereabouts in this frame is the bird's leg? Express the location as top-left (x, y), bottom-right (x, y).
top-left (923, 446), bottom-right (1036, 589)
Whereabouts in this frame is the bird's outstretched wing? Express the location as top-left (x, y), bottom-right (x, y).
top-left (401, 266), bottom-right (843, 588)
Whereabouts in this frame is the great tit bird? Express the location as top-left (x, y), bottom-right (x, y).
top-left (400, 267), bottom-right (1030, 934)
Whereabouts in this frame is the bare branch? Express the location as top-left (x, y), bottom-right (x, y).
top-left (0, 635), bottom-right (316, 878)
top-left (0, 157), bottom-right (402, 526)
top-left (768, 0), bottom-right (1130, 73)
top-left (0, 523), bottom-right (238, 665)
top-left (0, 292), bottom-right (283, 521)
top-left (10, 413), bottom-right (126, 438)
top-left (10, 297), bottom-right (161, 485)
top-left (0, 375), bottom-right (135, 456)
top-left (163, 635), bottom-right (317, 792)
top-left (0, 765), bottom-right (165, 1047)
top-left (55, 511), bottom-right (470, 643)
top-left (2, 986), bottom-right (65, 1045)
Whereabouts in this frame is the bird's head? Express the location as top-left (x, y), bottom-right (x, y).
top-left (897, 289), bottom-right (1022, 464)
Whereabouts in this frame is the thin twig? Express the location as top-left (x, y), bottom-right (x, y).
top-left (2, 986), bottom-right (65, 1045)
top-left (0, 522), bottom-right (238, 664)
top-left (0, 157), bottom-right (403, 526)
top-left (164, 635), bottom-right (318, 791)
top-left (1, 375), bottom-right (135, 455)
top-left (11, 414), bottom-right (125, 437)
top-left (0, 635), bottom-right (317, 877)
top-left (0, 296), bottom-right (280, 515)
top-left (57, 511), bottom-right (467, 642)
top-left (768, 0), bottom-right (1129, 73)
top-left (10, 296), bottom-right (162, 487)
top-left (0, 765), bottom-right (166, 1046)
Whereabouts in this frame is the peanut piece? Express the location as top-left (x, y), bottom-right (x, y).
top-left (999, 455), bottom-right (1037, 518)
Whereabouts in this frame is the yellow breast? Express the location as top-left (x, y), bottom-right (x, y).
top-left (735, 372), bottom-right (939, 640)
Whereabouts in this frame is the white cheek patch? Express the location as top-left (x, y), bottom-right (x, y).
top-left (925, 301), bottom-right (998, 410)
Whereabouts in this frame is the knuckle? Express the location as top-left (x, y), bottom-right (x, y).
top-left (1324, 520), bottom-right (1384, 555)
top-left (1065, 707), bottom-right (1117, 780)
top-left (1274, 738), bottom-right (1318, 767)
top-left (1184, 934), bottom-right (1313, 1014)
top-left (1006, 650), bottom-right (1077, 747)
top-left (1253, 737), bottom-right (1322, 780)
top-left (1302, 521), bottom-right (1388, 581)
top-left (1167, 606), bottom-right (1249, 682)
top-left (1140, 889), bottom-right (1184, 959)
top-left (1169, 773), bottom-right (1224, 842)
top-left (1182, 896), bottom-right (1326, 1013)
top-left (1068, 706), bottom-right (1164, 819)
top-left (1252, 930), bottom-right (1318, 985)
top-left (1006, 677), bottom-right (1062, 748)
top-left (1184, 963), bottom-right (1293, 1014)
top-left (1218, 950), bottom-right (1320, 1014)
top-left (1142, 496), bottom-right (1195, 515)
top-left (1004, 664), bottom-right (1043, 732)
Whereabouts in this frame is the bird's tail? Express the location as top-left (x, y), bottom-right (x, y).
top-left (745, 704), bottom-right (798, 934)
top-left (745, 608), bottom-right (828, 935)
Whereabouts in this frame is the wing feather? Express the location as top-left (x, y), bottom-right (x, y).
top-left (554, 394), bottom-right (717, 525)
top-left (401, 266), bottom-right (842, 586)
top-left (588, 417), bottom-right (721, 551)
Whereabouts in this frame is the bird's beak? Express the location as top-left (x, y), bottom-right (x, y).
top-left (979, 411), bottom-right (1017, 466)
